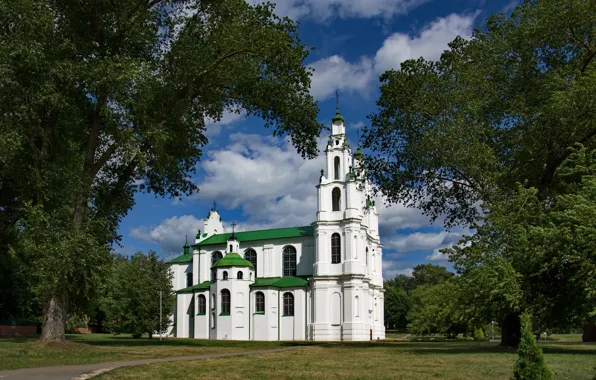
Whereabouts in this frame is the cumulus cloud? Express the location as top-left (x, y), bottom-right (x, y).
top-left (385, 231), bottom-right (462, 253)
top-left (383, 261), bottom-right (414, 279)
top-left (192, 133), bottom-right (326, 228)
top-left (308, 12), bottom-right (479, 101)
top-left (130, 215), bottom-right (203, 255)
top-left (204, 110), bottom-right (245, 138)
top-left (248, 0), bottom-right (429, 22)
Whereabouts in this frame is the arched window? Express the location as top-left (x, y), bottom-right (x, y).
top-left (334, 156), bottom-right (340, 180)
top-left (223, 271), bottom-right (228, 280)
top-left (366, 247), bottom-right (369, 266)
top-left (221, 289), bottom-right (230, 314)
top-left (332, 187), bottom-right (341, 211)
top-left (211, 269), bottom-right (216, 282)
top-left (283, 246), bottom-right (297, 277)
top-left (211, 251), bottom-right (223, 265)
top-left (255, 291), bottom-right (265, 313)
top-left (198, 294), bottom-right (206, 315)
top-left (283, 293), bottom-right (294, 316)
top-left (186, 272), bottom-right (193, 287)
top-left (229, 244), bottom-right (233, 252)
top-left (244, 249), bottom-right (257, 273)
top-left (237, 271), bottom-right (243, 280)
top-left (331, 233), bottom-right (341, 264)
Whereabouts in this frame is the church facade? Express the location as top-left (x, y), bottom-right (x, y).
top-left (168, 110), bottom-right (385, 341)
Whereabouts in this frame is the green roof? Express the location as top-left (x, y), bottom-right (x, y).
top-left (332, 112), bottom-right (345, 123)
top-left (250, 276), bottom-right (309, 288)
top-left (168, 253), bottom-right (193, 264)
top-left (176, 281), bottom-right (210, 293)
top-left (212, 252), bottom-right (254, 269)
top-left (354, 148), bottom-right (364, 160)
top-left (194, 226), bottom-right (313, 247)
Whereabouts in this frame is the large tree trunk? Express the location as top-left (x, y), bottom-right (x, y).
top-left (582, 323), bottom-right (596, 342)
top-left (39, 294), bottom-right (69, 342)
top-left (500, 312), bottom-right (521, 347)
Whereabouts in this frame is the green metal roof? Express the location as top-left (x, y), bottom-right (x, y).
top-left (332, 111), bottom-right (345, 123)
top-left (212, 252), bottom-right (254, 269)
top-left (194, 226), bottom-right (313, 247)
top-left (168, 253), bottom-right (193, 264)
top-left (176, 281), bottom-right (210, 293)
top-left (250, 276), bottom-right (309, 288)
top-left (354, 148), bottom-right (364, 160)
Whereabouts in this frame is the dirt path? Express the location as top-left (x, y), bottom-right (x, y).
top-left (0, 346), bottom-right (308, 380)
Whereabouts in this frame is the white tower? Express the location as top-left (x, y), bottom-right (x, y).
top-left (310, 105), bottom-right (385, 341)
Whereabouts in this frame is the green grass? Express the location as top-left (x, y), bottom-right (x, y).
top-left (98, 338), bottom-right (596, 380)
top-left (0, 334), bottom-right (307, 370)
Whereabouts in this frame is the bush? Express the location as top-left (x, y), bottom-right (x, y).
top-left (473, 326), bottom-right (486, 341)
top-left (512, 313), bottom-right (553, 380)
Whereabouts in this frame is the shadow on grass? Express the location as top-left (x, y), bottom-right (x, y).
top-left (322, 341), bottom-right (596, 356)
top-left (66, 334), bottom-right (317, 349)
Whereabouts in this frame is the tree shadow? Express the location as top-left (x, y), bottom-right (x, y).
top-left (66, 334), bottom-right (317, 349)
top-left (321, 340), bottom-right (596, 356)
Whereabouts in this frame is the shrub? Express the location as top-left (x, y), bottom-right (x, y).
top-left (512, 313), bottom-right (553, 380)
top-left (473, 326), bottom-right (486, 341)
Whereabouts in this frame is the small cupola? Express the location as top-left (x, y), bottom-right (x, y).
top-left (354, 147), bottom-right (364, 161)
top-left (227, 222), bottom-right (240, 254)
top-left (183, 236), bottom-right (190, 255)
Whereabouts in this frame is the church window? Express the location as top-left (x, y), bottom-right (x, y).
top-left (198, 295), bottom-right (206, 315)
top-left (282, 246), bottom-right (297, 276)
top-left (211, 269), bottom-right (216, 282)
top-left (331, 233), bottom-right (341, 264)
top-left (366, 247), bottom-right (369, 266)
top-left (255, 291), bottom-right (265, 313)
top-left (334, 156), bottom-right (340, 179)
top-left (186, 272), bottom-right (193, 287)
top-left (229, 244), bottom-right (233, 252)
top-left (221, 289), bottom-right (230, 314)
top-left (332, 187), bottom-right (341, 211)
top-left (223, 271), bottom-right (228, 280)
top-left (244, 249), bottom-right (257, 273)
top-left (211, 251), bottom-right (223, 265)
top-left (283, 293), bottom-right (294, 316)
top-left (237, 271), bottom-right (243, 280)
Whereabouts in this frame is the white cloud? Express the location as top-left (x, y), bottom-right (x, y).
top-left (386, 231), bottom-right (462, 252)
top-left (383, 261), bottom-right (414, 279)
top-left (249, 0), bottom-right (430, 22)
top-left (308, 12), bottom-right (479, 101)
top-left (193, 133), bottom-right (326, 228)
top-left (130, 215), bottom-right (203, 255)
top-left (309, 55), bottom-right (375, 101)
top-left (204, 110), bottom-right (245, 138)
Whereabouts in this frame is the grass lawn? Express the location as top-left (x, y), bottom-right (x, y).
top-left (97, 338), bottom-right (596, 380)
top-left (0, 334), bottom-right (306, 371)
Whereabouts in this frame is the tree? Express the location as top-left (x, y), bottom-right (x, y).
top-left (0, 0), bottom-right (322, 341)
top-left (363, 0), bottom-right (596, 228)
top-left (102, 251), bottom-right (175, 338)
top-left (512, 313), bottom-right (553, 380)
top-left (362, 0), bottom-right (596, 344)
top-left (407, 279), bottom-right (468, 338)
top-left (384, 264), bottom-right (453, 329)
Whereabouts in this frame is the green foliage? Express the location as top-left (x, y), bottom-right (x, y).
top-left (384, 264), bottom-right (453, 329)
top-left (512, 313), bottom-right (553, 380)
top-left (363, 0), bottom-right (596, 228)
top-left (366, 0), bottom-right (596, 340)
top-left (0, 0), bottom-right (322, 338)
top-left (101, 251), bottom-right (176, 338)
top-left (473, 326), bottom-right (485, 341)
top-left (407, 279), bottom-right (467, 338)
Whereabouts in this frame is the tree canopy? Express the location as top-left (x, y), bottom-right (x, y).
top-left (0, 0), bottom-right (323, 341)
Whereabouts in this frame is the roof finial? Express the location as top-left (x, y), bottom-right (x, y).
top-left (212, 201), bottom-right (217, 212)
top-left (335, 89), bottom-right (339, 114)
top-left (231, 222), bottom-right (237, 238)
top-left (185, 234), bottom-right (188, 244)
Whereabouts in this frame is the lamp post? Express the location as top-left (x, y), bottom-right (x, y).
top-left (491, 321), bottom-right (494, 341)
top-left (159, 290), bottom-right (163, 341)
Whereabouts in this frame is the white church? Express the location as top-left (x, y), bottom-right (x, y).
top-left (168, 110), bottom-right (385, 341)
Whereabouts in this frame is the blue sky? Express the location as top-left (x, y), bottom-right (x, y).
top-left (117, 0), bottom-right (518, 279)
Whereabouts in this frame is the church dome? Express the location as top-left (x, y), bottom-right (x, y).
top-left (211, 252), bottom-right (254, 269)
top-left (331, 111), bottom-right (344, 123)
